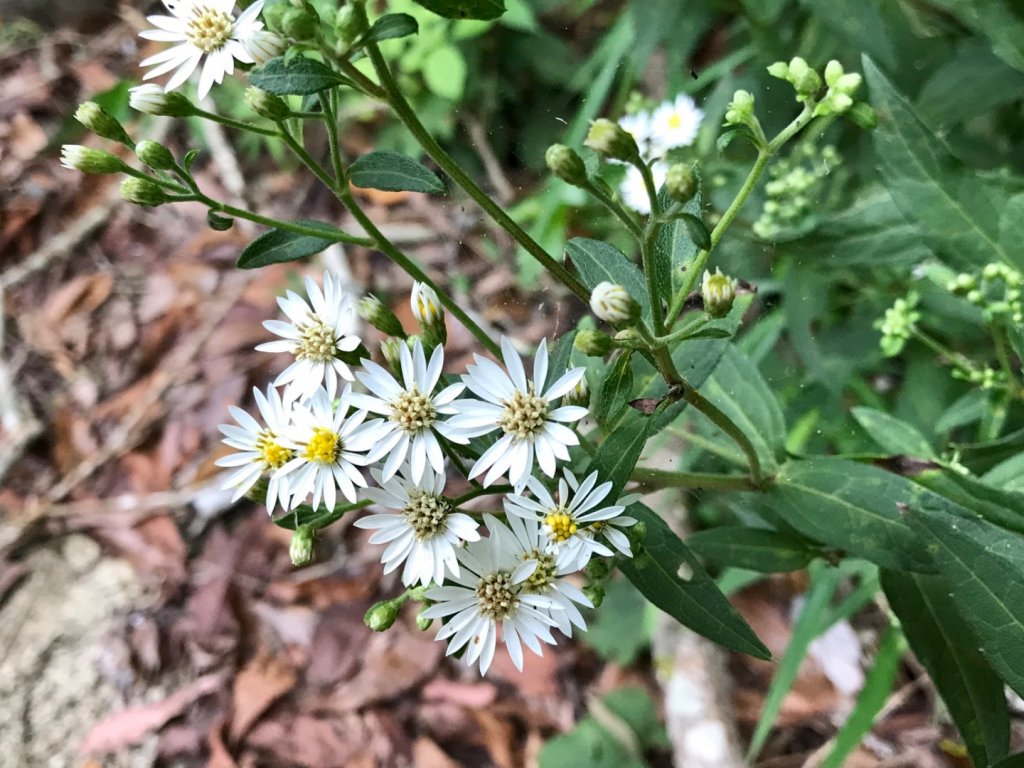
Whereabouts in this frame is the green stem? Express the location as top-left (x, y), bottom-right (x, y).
top-left (197, 194), bottom-right (374, 246)
top-left (991, 319), bottom-right (1024, 398)
top-left (453, 484), bottom-right (514, 506)
top-left (631, 467), bottom-right (766, 491)
top-left (584, 179), bottom-right (643, 239)
top-left (677, 381), bottom-right (765, 486)
top-left (365, 42), bottom-right (591, 302)
top-left (192, 107), bottom-right (278, 136)
top-left (913, 328), bottom-right (980, 378)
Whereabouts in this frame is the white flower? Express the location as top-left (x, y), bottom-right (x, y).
top-left (139, 0), bottom-right (266, 100)
top-left (505, 470), bottom-right (638, 572)
top-left (215, 385), bottom-right (294, 512)
top-left (276, 386), bottom-right (377, 511)
top-left (256, 271), bottom-right (362, 403)
top-left (446, 337), bottom-right (588, 490)
top-left (411, 281), bottom-right (443, 328)
top-left (500, 513), bottom-right (592, 638)
top-left (619, 161), bottom-right (668, 215)
top-left (617, 111), bottom-right (653, 159)
top-left (355, 463), bottom-right (480, 586)
top-left (422, 515), bottom-right (560, 674)
top-left (590, 281), bottom-right (637, 324)
top-left (243, 29), bottom-right (285, 65)
top-left (350, 339), bottom-right (466, 483)
top-left (649, 93), bottom-right (703, 156)
top-left (129, 83), bottom-right (169, 114)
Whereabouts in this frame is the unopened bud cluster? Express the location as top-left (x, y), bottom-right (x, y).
top-left (767, 57), bottom-right (872, 122)
top-left (947, 263), bottom-right (1024, 324)
top-left (875, 293), bottom-right (920, 357)
top-left (753, 144), bottom-right (841, 240)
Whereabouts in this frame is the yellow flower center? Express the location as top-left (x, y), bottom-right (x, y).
top-left (186, 6), bottom-right (234, 53)
top-left (404, 490), bottom-right (450, 539)
top-left (544, 510), bottom-right (578, 543)
top-left (304, 427), bottom-right (340, 464)
top-left (390, 388), bottom-right (437, 434)
top-left (475, 571), bottom-right (518, 621)
top-left (498, 388), bottom-right (548, 440)
top-left (668, 113), bottom-right (683, 130)
top-left (295, 318), bottom-right (338, 362)
top-left (522, 549), bottom-right (557, 594)
top-left (256, 429), bottom-right (292, 470)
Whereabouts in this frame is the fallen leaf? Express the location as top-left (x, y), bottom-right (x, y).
top-left (422, 679), bottom-right (498, 709)
top-left (228, 654), bottom-right (297, 743)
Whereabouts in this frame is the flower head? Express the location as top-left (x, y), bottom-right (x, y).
top-left (446, 337), bottom-right (587, 490)
top-left (649, 93), bottom-right (703, 156)
top-left (422, 515), bottom-right (560, 674)
top-left (356, 463), bottom-right (480, 586)
top-left (256, 271), bottom-right (362, 403)
top-left (139, 0), bottom-right (266, 99)
top-left (590, 281), bottom-right (638, 325)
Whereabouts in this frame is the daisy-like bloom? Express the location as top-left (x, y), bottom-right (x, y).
top-left (256, 271), bottom-right (362, 403)
top-left (351, 339), bottom-right (466, 483)
top-left (355, 463), bottom-right (480, 586)
top-left (215, 385), bottom-right (294, 512)
top-left (139, 0), bottom-right (266, 100)
top-left (446, 337), bottom-right (588, 490)
top-left (276, 386), bottom-right (377, 511)
top-left (422, 515), bottom-right (561, 674)
top-left (505, 470), bottom-right (638, 572)
top-left (648, 93), bottom-right (703, 156)
top-left (619, 161), bottom-right (668, 215)
top-left (500, 513), bottom-right (592, 638)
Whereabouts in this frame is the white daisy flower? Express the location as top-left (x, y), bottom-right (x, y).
top-left (215, 385), bottom-right (294, 513)
top-left (350, 338), bottom-right (466, 483)
top-left (446, 337), bottom-right (588, 490)
top-left (139, 0), bottom-right (266, 100)
top-left (619, 161), bottom-right (668, 215)
top-left (500, 513), bottom-right (592, 638)
top-left (422, 514), bottom-right (560, 674)
top-left (355, 463), bottom-right (480, 587)
top-left (617, 111), bottom-right (653, 159)
top-left (276, 386), bottom-right (377, 511)
top-left (648, 93), bottom-right (703, 156)
top-left (505, 470), bottom-right (638, 572)
top-left (256, 271), bottom-right (362, 403)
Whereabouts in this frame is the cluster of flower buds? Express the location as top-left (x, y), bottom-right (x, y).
top-left (767, 57), bottom-right (875, 126)
top-left (754, 144), bottom-right (841, 240)
top-left (948, 263), bottom-right (1024, 325)
top-left (876, 293), bottom-right (921, 357)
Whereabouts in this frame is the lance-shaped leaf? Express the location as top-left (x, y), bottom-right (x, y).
top-left (565, 237), bottom-right (651, 323)
top-left (412, 0), bottom-right (505, 20)
top-left (348, 150), bottom-right (446, 193)
top-left (250, 56), bottom-right (347, 95)
top-left (237, 222), bottom-right (339, 269)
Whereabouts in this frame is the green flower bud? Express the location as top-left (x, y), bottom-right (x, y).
top-left (289, 524), bottom-right (315, 566)
top-left (767, 61), bottom-right (789, 80)
top-left (335, 5), bottom-right (365, 46)
top-left (847, 102), bottom-right (877, 130)
top-left (875, 292), bottom-right (920, 357)
top-left (364, 598), bottom-right (402, 632)
top-left (701, 268), bottom-right (737, 318)
top-left (136, 140), bottom-right (175, 171)
top-left (834, 72), bottom-right (862, 96)
top-left (282, 6), bottom-right (319, 41)
top-left (584, 118), bottom-right (640, 163)
top-left (574, 328), bottom-right (613, 357)
top-left (245, 86), bottom-right (290, 121)
top-left (411, 281), bottom-right (446, 346)
top-left (380, 337), bottom-right (404, 373)
top-left (562, 375), bottom-right (590, 408)
top-left (120, 178), bottom-right (168, 207)
top-left (262, 2), bottom-right (289, 32)
top-left (358, 294), bottom-right (405, 337)
top-left (75, 101), bottom-right (132, 145)
top-left (590, 281), bottom-right (639, 324)
top-left (60, 145), bottom-right (128, 174)
top-left (129, 85), bottom-right (195, 117)
top-left (244, 476), bottom-right (269, 505)
top-left (583, 583), bottom-right (605, 608)
top-left (724, 90), bottom-right (755, 127)
top-left (545, 144), bottom-right (588, 187)
top-left (824, 60), bottom-right (844, 87)
top-left (585, 556), bottom-right (612, 582)
top-left (788, 57), bottom-right (810, 82)
top-left (793, 68), bottom-right (822, 98)
top-left (665, 163), bottom-right (696, 203)
top-left (625, 520), bottom-right (647, 552)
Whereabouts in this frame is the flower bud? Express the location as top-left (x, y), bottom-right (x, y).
top-left (585, 556), bottom-right (611, 582)
top-left (582, 583), bottom-right (605, 609)
top-left (245, 30), bottom-right (286, 65)
top-left (411, 281), bottom-right (446, 345)
top-left (129, 84), bottom-right (195, 117)
top-left (75, 101), bottom-right (132, 145)
top-left (574, 328), bottom-right (613, 357)
top-left (545, 144), bottom-right (587, 187)
top-left (262, 2), bottom-right (289, 32)
top-left (793, 68), bottom-right (822, 98)
top-left (824, 59), bottom-right (844, 87)
top-left (701, 268), bottom-right (737, 318)
top-left (626, 520), bottom-right (647, 551)
top-left (562, 375), bottom-right (590, 408)
top-left (335, 5), bottom-right (366, 46)
top-left (380, 337), bottom-right (404, 373)
top-left (788, 57), bottom-right (810, 82)
top-left (364, 598), bottom-right (402, 631)
top-left (590, 281), bottom-right (638, 324)
top-left (724, 90), bottom-right (755, 126)
top-left (289, 524), bottom-right (315, 566)
top-left (665, 163), bottom-right (696, 203)
top-left (120, 177), bottom-right (168, 207)
top-left (60, 145), bottom-right (128, 174)
top-left (136, 140), bottom-right (175, 170)
top-left (282, 6), bottom-right (318, 41)
top-left (584, 118), bottom-right (640, 163)
top-left (834, 72), bottom-right (862, 96)
top-left (245, 87), bottom-right (290, 121)
top-left (358, 295), bottom-right (404, 337)
top-left (847, 102), bottom-right (877, 130)
top-left (767, 61), bottom-right (789, 80)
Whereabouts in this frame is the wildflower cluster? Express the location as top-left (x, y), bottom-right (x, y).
top-left (948, 262), bottom-right (1024, 325)
top-left (753, 144), bottom-right (841, 240)
top-left (876, 293), bottom-right (920, 358)
top-left (217, 273), bottom-right (635, 674)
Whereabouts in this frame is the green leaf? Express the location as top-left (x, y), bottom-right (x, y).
top-left (913, 468), bottom-right (1024, 535)
top-left (566, 237), bottom-right (651, 323)
top-left (236, 222), bottom-right (338, 269)
top-left (585, 579), bottom-right (652, 665)
top-left (678, 213), bottom-right (710, 250)
top-left (272, 501), bottom-right (367, 530)
top-left (362, 13), bottom-right (419, 43)
top-left (588, 414), bottom-right (652, 498)
top-left (864, 56), bottom-right (1018, 271)
top-left (804, 0), bottom-right (896, 68)
top-left (654, 171), bottom-right (703, 299)
top-left (925, 0), bottom-right (1024, 74)
top-left (851, 406), bottom-right (935, 458)
top-left (348, 150), bottom-right (446, 194)
top-left (994, 754), bottom-right (1024, 768)
top-left (422, 45), bottom-right (467, 101)
top-left (935, 389), bottom-right (989, 434)
top-left (881, 570), bottom-right (1010, 767)
top-left (917, 39), bottom-right (1024, 127)
top-left (688, 528), bottom-right (821, 573)
top-left (411, 0), bottom-right (505, 21)
top-left (999, 193), bottom-right (1024, 272)
top-left (620, 504), bottom-right (771, 660)
top-left (768, 458), bottom-right (933, 572)
top-left (906, 504), bottom-right (1024, 698)
top-left (596, 352), bottom-right (634, 428)
top-left (984, 453), bottom-right (1024, 493)
top-left (544, 331), bottom-right (577, 392)
top-left (250, 56), bottom-right (347, 95)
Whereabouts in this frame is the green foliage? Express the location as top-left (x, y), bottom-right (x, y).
top-left (236, 222), bottom-right (339, 268)
top-left (412, 0), bottom-right (506, 21)
top-left (250, 57), bottom-right (348, 95)
top-left (348, 150), bottom-right (446, 193)
top-left (584, 579), bottom-right (653, 665)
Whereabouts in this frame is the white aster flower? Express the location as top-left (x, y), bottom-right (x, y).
top-left (422, 514), bottom-right (560, 674)
top-left (355, 463), bottom-right (480, 587)
top-left (276, 386), bottom-right (377, 511)
top-left (617, 111), bottom-right (653, 160)
top-left (256, 271), bottom-right (362, 403)
top-left (446, 337), bottom-right (588, 490)
top-left (215, 385), bottom-right (294, 512)
top-left (128, 83), bottom-right (169, 114)
top-left (351, 338), bottom-right (466, 483)
top-left (139, 0), bottom-right (265, 100)
top-left (649, 93), bottom-right (703, 156)
top-left (500, 513), bottom-right (592, 638)
top-left (619, 161), bottom-right (668, 215)
top-left (505, 469), bottom-right (638, 571)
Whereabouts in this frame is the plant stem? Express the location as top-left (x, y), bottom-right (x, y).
top-left (631, 467), bottom-right (766, 491)
top-left (197, 193), bottom-right (374, 246)
top-left (365, 42), bottom-right (591, 302)
top-left (990, 319), bottom-right (1024, 399)
top-left (584, 179), bottom-right (644, 239)
top-left (453, 484), bottom-right (514, 506)
top-left (193, 107), bottom-right (278, 136)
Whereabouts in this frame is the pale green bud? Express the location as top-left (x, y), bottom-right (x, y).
top-left (136, 140), bottom-right (175, 170)
top-left (545, 144), bottom-right (587, 187)
top-left (60, 145), bottom-right (128, 174)
top-left (262, 2), bottom-right (289, 32)
top-left (584, 118), bottom-right (640, 163)
top-left (824, 60), bottom-right (844, 87)
top-left (380, 337), bottom-right (404, 373)
top-left (129, 85), bottom-right (194, 117)
top-left (767, 61), bottom-right (789, 80)
top-left (835, 72), bottom-right (862, 96)
top-left (289, 524), bottom-right (315, 566)
top-left (794, 68), bottom-right (822, 98)
top-left (282, 6), bottom-right (318, 40)
top-left (574, 329), bottom-right (613, 357)
top-left (788, 57), bottom-right (810, 82)
top-left (364, 598), bottom-right (402, 631)
top-left (665, 163), bottom-right (696, 203)
top-left (590, 281), bottom-right (639, 324)
top-left (724, 90), bottom-right (755, 126)
top-left (75, 101), bottom-right (131, 145)
top-left (245, 86), bottom-right (290, 121)
top-left (120, 178), bottom-right (168, 207)
top-left (335, 5), bottom-right (365, 45)
top-left (358, 294), bottom-right (404, 337)
top-left (701, 268), bottom-right (737, 318)
top-left (875, 293), bottom-right (920, 357)
top-left (582, 583), bottom-right (605, 608)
